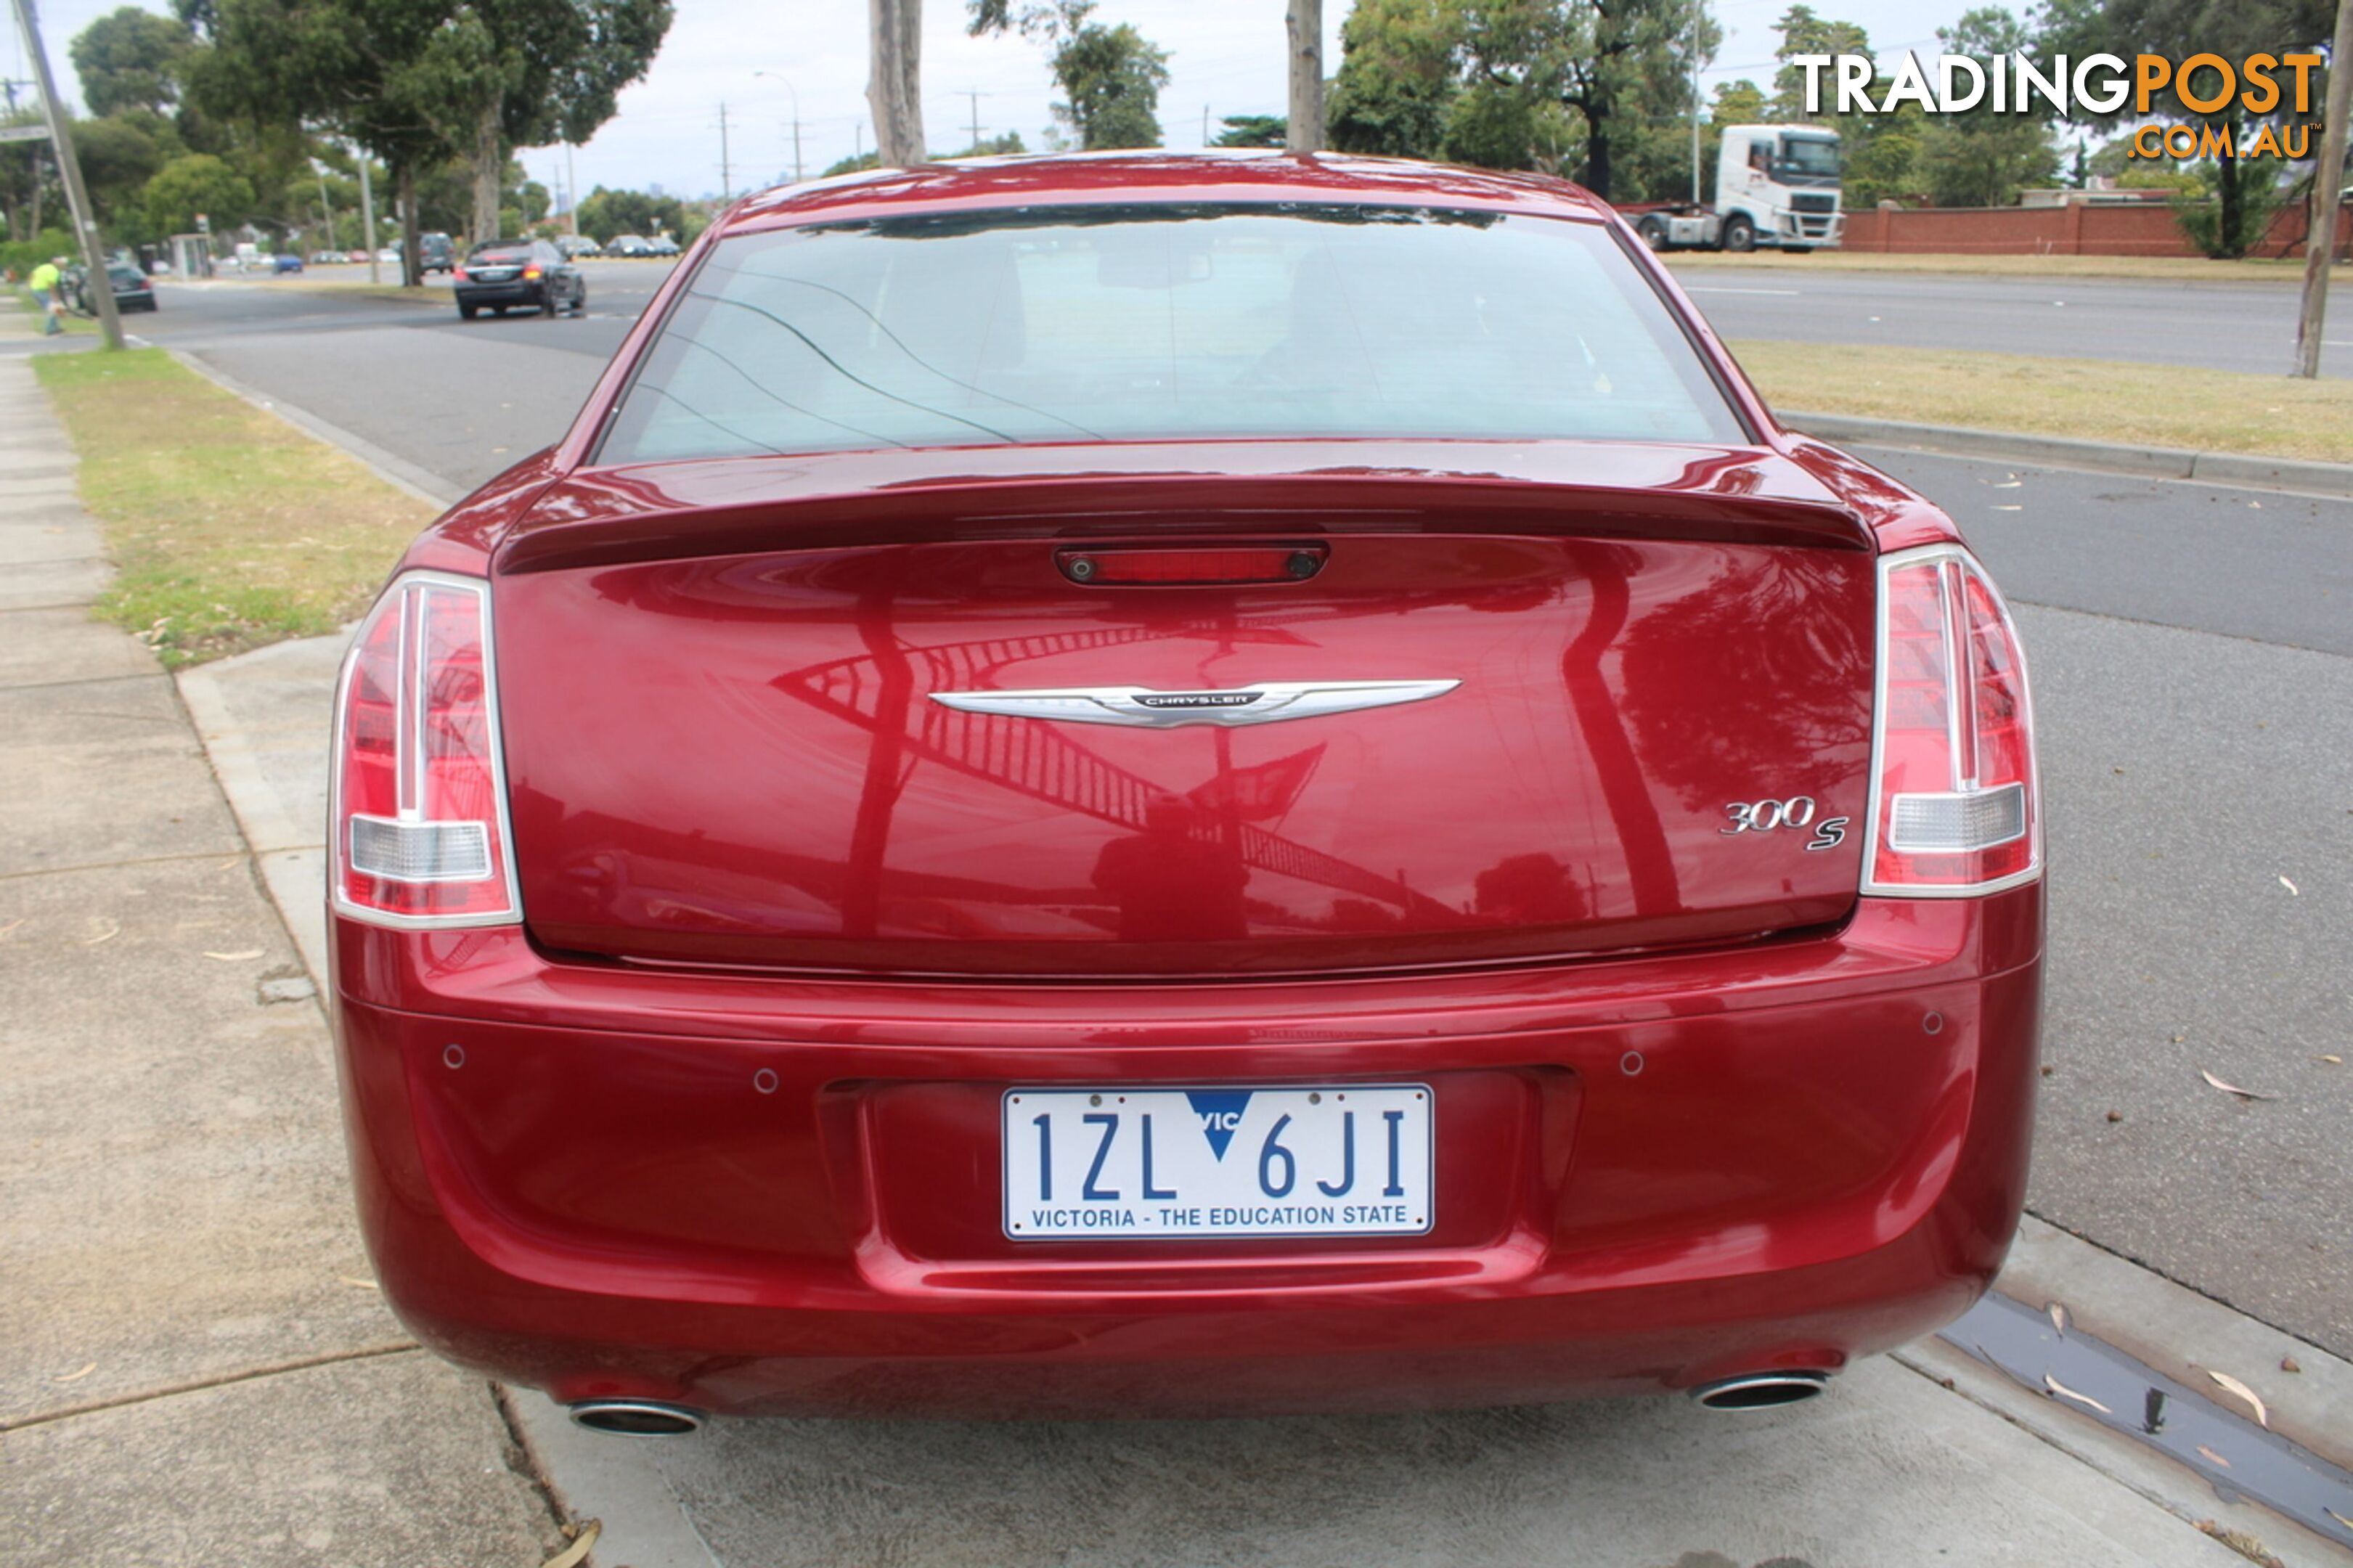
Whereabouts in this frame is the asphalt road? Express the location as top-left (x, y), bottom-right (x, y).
top-left (123, 271), bottom-right (2353, 1361)
top-left (1673, 267), bottom-right (2353, 379)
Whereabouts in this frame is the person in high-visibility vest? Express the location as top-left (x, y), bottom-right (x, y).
top-left (26, 256), bottom-right (65, 335)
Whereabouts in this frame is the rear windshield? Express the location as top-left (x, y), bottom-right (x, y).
top-left (471, 246), bottom-right (531, 262)
top-left (595, 203), bottom-right (1745, 463)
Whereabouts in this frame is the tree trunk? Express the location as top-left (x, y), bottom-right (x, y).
top-left (1583, 122), bottom-right (1612, 201)
top-left (1285, 0), bottom-right (1324, 153)
top-left (2217, 115), bottom-right (2243, 258)
top-left (868, 0), bottom-right (926, 166)
top-left (398, 161), bottom-right (420, 287)
top-left (2293, 0), bottom-right (2353, 375)
top-left (471, 97), bottom-right (503, 247)
top-left (28, 152), bottom-right (44, 236)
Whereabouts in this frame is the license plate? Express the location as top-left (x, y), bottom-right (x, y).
top-left (1003, 1085), bottom-right (1432, 1240)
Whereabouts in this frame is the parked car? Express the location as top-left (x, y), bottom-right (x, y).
top-left (328, 153), bottom-right (2044, 1431)
top-left (270, 253), bottom-right (303, 274)
top-left (556, 234), bottom-right (602, 259)
top-left (72, 261), bottom-right (158, 314)
top-left (451, 238), bottom-right (585, 319)
top-left (420, 232), bottom-right (457, 274)
top-left (645, 232), bottom-right (680, 256)
top-left (309, 249), bottom-right (348, 265)
top-left (376, 246), bottom-right (400, 264)
top-left (608, 232), bottom-right (651, 257)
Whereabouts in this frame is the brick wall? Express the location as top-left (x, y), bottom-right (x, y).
top-left (1838, 200), bottom-right (2353, 258)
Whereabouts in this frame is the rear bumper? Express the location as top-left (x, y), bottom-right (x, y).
top-left (330, 889), bottom-right (2042, 1417)
top-left (455, 282), bottom-right (549, 308)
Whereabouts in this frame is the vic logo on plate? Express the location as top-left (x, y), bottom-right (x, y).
top-left (1185, 1090), bottom-right (1254, 1159)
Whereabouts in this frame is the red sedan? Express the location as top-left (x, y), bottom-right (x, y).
top-left (328, 153), bottom-right (2041, 1433)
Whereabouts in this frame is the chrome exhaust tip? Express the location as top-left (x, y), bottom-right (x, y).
top-left (1689, 1371), bottom-right (1832, 1410)
top-left (568, 1399), bottom-right (705, 1436)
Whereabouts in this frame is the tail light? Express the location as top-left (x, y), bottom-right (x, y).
top-left (523, 265), bottom-right (542, 279)
top-left (1862, 543), bottom-right (2039, 895)
top-left (331, 572), bottom-right (520, 927)
top-left (453, 266), bottom-right (469, 282)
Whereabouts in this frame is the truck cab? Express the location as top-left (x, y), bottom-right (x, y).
top-left (1716, 125), bottom-right (1843, 252)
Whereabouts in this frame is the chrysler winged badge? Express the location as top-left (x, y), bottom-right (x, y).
top-left (929, 679), bottom-right (1461, 729)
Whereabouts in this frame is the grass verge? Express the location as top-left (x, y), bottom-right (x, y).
top-left (1668, 250), bottom-right (2347, 284)
top-left (33, 348), bottom-right (434, 667)
top-left (1729, 340), bottom-right (2353, 465)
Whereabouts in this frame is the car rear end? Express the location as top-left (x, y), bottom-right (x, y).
top-left (453, 246), bottom-right (550, 314)
top-left (327, 161), bottom-right (2042, 1423)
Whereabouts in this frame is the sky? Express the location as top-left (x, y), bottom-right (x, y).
top-left (17, 0), bottom-right (1973, 203)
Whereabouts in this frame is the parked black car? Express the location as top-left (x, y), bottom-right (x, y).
top-left (453, 240), bottom-right (586, 320)
top-left (74, 262), bottom-right (158, 314)
top-left (420, 232), bottom-right (457, 274)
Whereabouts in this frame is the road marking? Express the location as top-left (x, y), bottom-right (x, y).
top-left (1682, 286), bottom-right (1802, 296)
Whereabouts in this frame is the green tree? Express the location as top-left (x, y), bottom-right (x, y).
top-left (1327, 0), bottom-right (1459, 159)
top-left (74, 117), bottom-right (168, 236)
top-left (1911, 7), bottom-right (2055, 207)
top-left (2036, 0), bottom-right (2333, 256)
top-left (574, 184), bottom-right (686, 242)
top-left (821, 150), bottom-right (884, 178)
top-left (969, 1), bottom-right (1172, 150)
top-left (1325, 0), bottom-right (1713, 198)
top-left (72, 7), bottom-right (195, 118)
top-left (1211, 113), bottom-right (1286, 147)
top-left (143, 151), bottom-right (254, 234)
top-left (1769, 4), bottom-right (1867, 121)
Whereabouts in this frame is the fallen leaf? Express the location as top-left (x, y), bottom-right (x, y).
top-left (52, 1363), bottom-right (96, 1384)
top-left (2197, 1522), bottom-right (2284, 1567)
top-left (2105, 1109), bottom-right (2124, 1122)
top-left (0, 918), bottom-right (24, 939)
top-left (1993, 480), bottom-right (2022, 489)
top-left (2207, 1370), bottom-right (2269, 1427)
top-left (1991, 504), bottom-right (2023, 511)
top-left (2280, 1357), bottom-right (2301, 1374)
top-left (2048, 1302), bottom-right (2068, 1336)
top-left (203, 949), bottom-right (264, 962)
top-left (2329, 1507), bottom-right (2352, 1530)
top-left (2198, 1444), bottom-right (2233, 1468)
top-left (337, 1275), bottom-right (380, 1290)
top-left (2279, 875), bottom-right (2299, 895)
top-left (539, 1520), bottom-right (600, 1568)
top-left (2043, 1373), bottom-right (2111, 1413)
top-left (2318, 1055), bottom-right (2343, 1066)
top-left (2201, 1069), bottom-right (2277, 1101)
top-left (83, 918), bottom-right (120, 945)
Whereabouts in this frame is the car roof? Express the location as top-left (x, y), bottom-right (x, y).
top-left (721, 150), bottom-right (1615, 238)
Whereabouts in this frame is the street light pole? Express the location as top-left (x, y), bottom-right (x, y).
top-left (10, 0), bottom-right (123, 349)
top-left (2291, 0), bottom-right (2352, 377)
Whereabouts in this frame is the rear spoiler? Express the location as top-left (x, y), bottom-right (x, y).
top-left (495, 441), bottom-right (1875, 574)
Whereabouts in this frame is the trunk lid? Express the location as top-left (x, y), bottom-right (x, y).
top-left (492, 442), bottom-right (1877, 978)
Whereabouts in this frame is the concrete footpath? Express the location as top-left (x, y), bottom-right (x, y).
top-left (0, 350), bottom-right (568, 1565)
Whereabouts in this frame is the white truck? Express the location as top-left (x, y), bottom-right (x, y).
top-left (1620, 124), bottom-right (1844, 253)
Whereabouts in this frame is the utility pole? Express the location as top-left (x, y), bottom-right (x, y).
top-left (1284, 0), bottom-right (1324, 152)
top-left (966, 89), bottom-right (982, 153)
top-left (566, 143), bottom-right (579, 232)
top-left (356, 151), bottom-right (379, 284)
top-left (791, 118), bottom-right (802, 182)
top-left (10, 0), bottom-right (122, 349)
top-left (1202, 103), bottom-right (1210, 146)
top-left (2292, 0), bottom-right (2352, 377)
top-left (717, 99), bottom-right (732, 200)
top-left (1690, 0), bottom-right (1705, 204)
